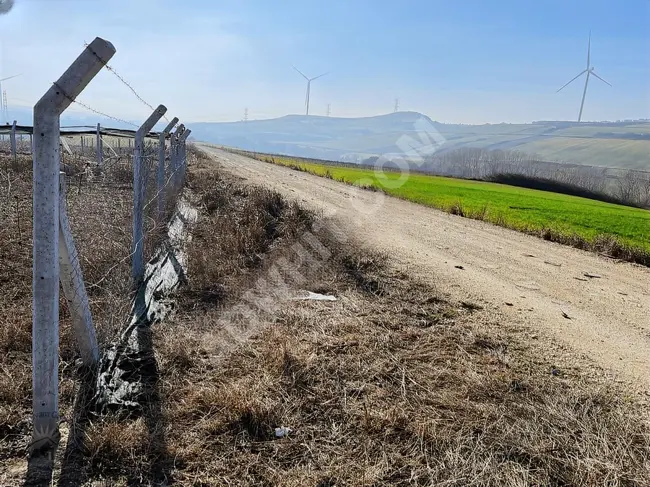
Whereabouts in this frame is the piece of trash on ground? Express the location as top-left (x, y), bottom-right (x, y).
top-left (293, 291), bottom-right (337, 301)
top-left (275, 426), bottom-right (292, 438)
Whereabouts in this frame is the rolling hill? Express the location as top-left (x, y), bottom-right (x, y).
top-left (188, 112), bottom-right (650, 170)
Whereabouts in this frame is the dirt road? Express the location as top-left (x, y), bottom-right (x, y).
top-left (200, 146), bottom-right (650, 393)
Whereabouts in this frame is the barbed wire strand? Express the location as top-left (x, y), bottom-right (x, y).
top-left (68, 96), bottom-right (139, 128)
top-left (84, 41), bottom-right (172, 125)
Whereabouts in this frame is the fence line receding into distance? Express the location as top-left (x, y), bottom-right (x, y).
top-left (24, 36), bottom-right (191, 453)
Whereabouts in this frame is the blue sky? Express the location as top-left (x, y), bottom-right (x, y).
top-left (0, 0), bottom-right (648, 124)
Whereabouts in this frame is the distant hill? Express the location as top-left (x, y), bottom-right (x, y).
top-left (188, 112), bottom-right (650, 170)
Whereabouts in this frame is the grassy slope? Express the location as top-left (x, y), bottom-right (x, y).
top-left (245, 153), bottom-right (650, 257)
top-left (519, 137), bottom-right (650, 169)
top-left (299, 123), bottom-right (650, 169)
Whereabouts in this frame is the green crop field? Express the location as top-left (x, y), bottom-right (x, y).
top-left (236, 151), bottom-right (650, 261)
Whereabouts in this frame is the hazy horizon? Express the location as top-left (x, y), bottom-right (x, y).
top-left (0, 0), bottom-right (648, 125)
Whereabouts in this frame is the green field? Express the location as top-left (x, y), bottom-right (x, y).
top-left (239, 152), bottom-right (650, 260)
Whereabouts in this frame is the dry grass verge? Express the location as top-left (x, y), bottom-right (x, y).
top-left (0, 152), bottom-right (134, 480)
top-left (81, 152), bottom-right (650, 486)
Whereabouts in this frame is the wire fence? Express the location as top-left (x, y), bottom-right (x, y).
top-left (0, 36), bottom-right (200, 459)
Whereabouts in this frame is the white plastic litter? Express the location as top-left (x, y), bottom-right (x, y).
top-left (275, 426), bottom-right (292, 438)
top-left (293, 291), bottom-right (337, 301)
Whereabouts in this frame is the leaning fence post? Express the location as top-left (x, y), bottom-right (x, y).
top-left (32, 37), bottom-right (115, 452)
top-left (58, 172), bottom-right (99, 365)
top-left (157, 117), bottom-right (178, 221)
top-left (132, 105), bottom-right (168, 283)
top-left (10, 120), bottom-right (17, 160)
top-left (96, 123), bottom-right (102, 165)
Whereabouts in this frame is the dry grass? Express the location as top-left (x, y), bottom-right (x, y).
top-left (0, 151), bottom-right (135, 473)
top-left (80, 153), bottom-right (650, 486)
top-left (179, 159), bottom-right (312, 310)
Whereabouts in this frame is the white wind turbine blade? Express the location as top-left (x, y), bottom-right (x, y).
top-left (292, 65), bottom-right (309, 81)
top-left (590, 70), bottom-right (612, 87)
top-left (557, 69), bottom-right (588, 92)
top-left (586, 31), bottom-right (591, 68)
top-left (310, 72), bottom-right (328, 81)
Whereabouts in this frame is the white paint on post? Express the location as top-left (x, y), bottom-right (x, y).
top-left (96, 123), bottom-right (102, 165)
top-left (32, 36), bottom-right (116, 450)
top-left (132, 104), bottom-right (168, 283)
top-left (58, 172), bottom-right (98, 366)
top-left (10, 120), bottom-right (16, 159)
top-left (157, 117), bottom-right (179, 221)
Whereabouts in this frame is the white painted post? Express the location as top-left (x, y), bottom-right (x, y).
top-left (58, 172), bottom-right (98, 365)
top-left (96, 123), bottom-right (102, 165)
top-left (10, 120), bottom-right (16, 160)
top-left (32, 37), bottom-right (115, 449)
top-left (158, 117), bottom-right (179, 221)
top-left (132, 105), bottom-right (168, 283)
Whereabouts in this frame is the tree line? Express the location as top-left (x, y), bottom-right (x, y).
top-left (374, 148), bottom-right (650, 208)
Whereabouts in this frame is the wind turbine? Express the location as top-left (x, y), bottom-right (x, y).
top-left (557, 32), bottom-right (611, 122)
top-left (292, 66), bottom-right (327, 116)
